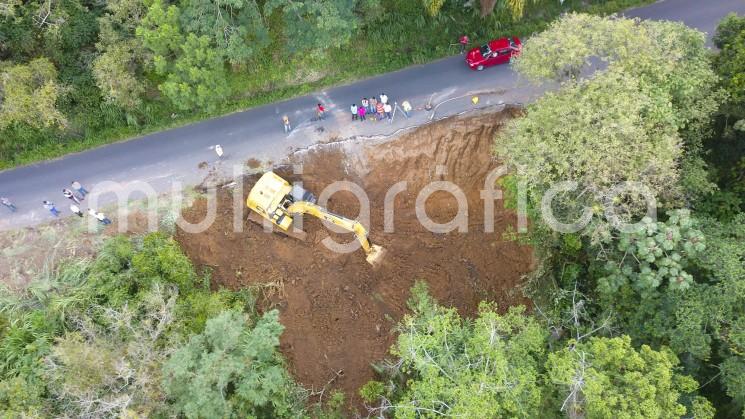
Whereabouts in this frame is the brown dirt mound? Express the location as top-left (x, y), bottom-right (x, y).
top-left (175, 106), bottom-right (533, 412)
top-left (246, 157), bottom-right (262, 169)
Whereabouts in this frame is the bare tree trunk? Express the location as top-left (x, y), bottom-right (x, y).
top-left (480, 0), bottom-right (498, 17)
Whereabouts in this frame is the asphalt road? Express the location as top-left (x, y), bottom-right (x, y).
top-left (0, 0), bottom-right (743, 230)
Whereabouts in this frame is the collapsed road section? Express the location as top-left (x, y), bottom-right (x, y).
top-left (175, 105), bottom-right (533, 409)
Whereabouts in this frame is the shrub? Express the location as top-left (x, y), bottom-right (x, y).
top-left (162, 310), bottom-right (303, 418)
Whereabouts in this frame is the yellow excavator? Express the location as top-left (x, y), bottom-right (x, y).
top-left (246, 171), bottom-right (386, 266)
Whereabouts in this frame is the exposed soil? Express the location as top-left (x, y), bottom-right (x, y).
top-left (175, 106), bottom-right (533, 412)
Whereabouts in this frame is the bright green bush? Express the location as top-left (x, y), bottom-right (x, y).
top-left (546, 336), bottom-right (711, 418)
top-left (131, 232), bottom-right (197, 294)
top-left (175, 288), bottom-right (256, 334)
top-left (0, 375), bottom-right (45, 417)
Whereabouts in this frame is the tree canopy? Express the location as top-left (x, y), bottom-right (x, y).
top-left (362, 283), bottom-right (709, 418)
top-left (162, 310), bottom-right (301, 418)
top-left (0, 58), bottom-right (66, 129)
top-left (714, 13), bottom-right (745, 121)
top-left (180, 0), bottom-right (268, 66)
top-left (0, 234), bottom-right (306, 417)
top-left (496, 68), bottom-right (683, 223)
top-left (514, 14), bottom-right (720, 142)
top-left (494, 13), bottom-right (745, 418)
top-left (497, 14), bottom-right (720, 241)
top-left (372, 282), bottom-right (547, 418)
top-left (265, 0), bottom-right (358, 57)
top-left (546, 336), bottom-right (707, 418)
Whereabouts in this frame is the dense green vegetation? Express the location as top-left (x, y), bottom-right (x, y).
top-left (361, 13), bottom-right (745, 418)
top-left (3, 6), bottom-right (744, 419)
top-left (0, 0), bottom-right (651, 169)
top-left (361, 283), bottom-right (713, 418)
top-left (0, 233), bottom-right (311, 417)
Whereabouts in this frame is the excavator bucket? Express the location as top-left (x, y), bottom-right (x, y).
top-left (365, 244), bottom-right (387, 268)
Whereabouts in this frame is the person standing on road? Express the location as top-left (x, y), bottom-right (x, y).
top-left (369, 96), bottom-right (377, 114)
top-left (215, 144), bottom-right (224, 159)
top-left (1, 197), bottom-right (16, 212)
top-left (380, 93), bottom-right (389, 105)
top-left (376, 101), bottom-right (385, 121)
top-left (350, 104), bottom-right (358, 121)
top-left (384, 102), bottom-right (392, 120)
top-left (316, 103), bottom-right (326, 120)
top-left (282, 115), bottom-right (291, 133)
top-left (70, 204), bottom-right (83, 217)
top-left (361, 98), bottom-right (369, 113)
top-left (401, 100), bottom-right (412, 118)
top-left (43, 201), bottom-right (60, 217)
top-left (71, 181), bottom-right (89, 197)
top-left (63, 188), bottom-right (82, 205)
top-left (459, 35), bottom-right (469, 54)
top-left (358, 104), bottom-right (366, 121)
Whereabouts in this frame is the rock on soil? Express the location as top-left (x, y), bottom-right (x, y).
top-left (175, 106), bottom-right (533, 413)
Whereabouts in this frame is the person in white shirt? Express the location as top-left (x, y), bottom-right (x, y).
top-left (215, 144), bottom-right (224, 159)
top-left (88, 208), bottom-right (112, 225)
top-left (70, 204), bottom-right (83, 217)
top-left (380, 93), bottom-right (389, 105)
top-left (350, 104), bottom-right (358, 121)
top-left (384, 103), bottom-right (393, 120)
top-left (63, 188), bottom-right (81, 205)
top-left (401, 100), bottom-right (412, 117)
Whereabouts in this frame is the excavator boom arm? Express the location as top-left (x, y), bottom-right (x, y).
top-left (286, 201), bottom-right (372, 253)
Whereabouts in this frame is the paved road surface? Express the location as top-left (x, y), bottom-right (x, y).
top-left (0, 0), bottom-right (743, 230)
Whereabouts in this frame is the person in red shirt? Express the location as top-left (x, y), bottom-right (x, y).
top-left (317, 103), bottom-right (326, 120)
top-left (459, 35), bottom-right (469, 54)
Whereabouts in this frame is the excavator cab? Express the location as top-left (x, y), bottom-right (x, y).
top-left (246, 171), bottom-right (386, 267)
top-left (246, 171), bottom-right (295, 230)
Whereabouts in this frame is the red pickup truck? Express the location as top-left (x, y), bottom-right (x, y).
top-left (465, 37), bottom-right (522, 71)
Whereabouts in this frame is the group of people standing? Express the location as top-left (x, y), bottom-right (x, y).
top-left (1, 181), bottom-right (112, 225)
top-left (352, 93), bottom-right (410, 122)
top-left (282, 92), bottom-right (414, 132)
top-left (352, 94), bottom-right (387, 121)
